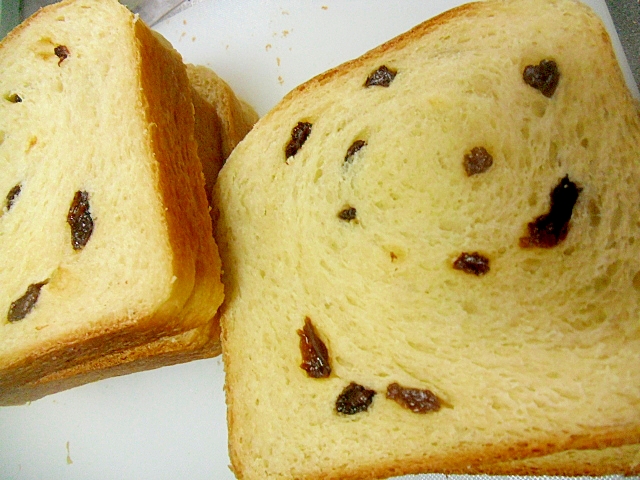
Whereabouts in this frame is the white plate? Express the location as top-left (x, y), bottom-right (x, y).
top-left (0, 2), bottom-right (636, 479)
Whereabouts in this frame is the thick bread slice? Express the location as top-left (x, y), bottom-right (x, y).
top-left (0, 0), bottom-right (223, 405)
top-left (188, 64), bottom-right (259, 212)
top-left (0, 63), bottom-right (259, 405)
top-left (214, 0), bottom-right (640, 477)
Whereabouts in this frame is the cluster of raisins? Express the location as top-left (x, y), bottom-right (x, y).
top-left (288, 59), bottom-right (580, 417)
top-left (455, 59), bottom-right (579, 275)
top-left (298, 317), bottom-right (443, 415)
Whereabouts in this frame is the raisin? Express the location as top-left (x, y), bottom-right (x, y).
top-left (297, 317), bottom-right (331, 378)
top-left (67, 190), bottom-right (94, 250)
top-left (285, 122), bottom-right (312, 159)
top-left (453, 252), bottom-right (490, 276)
top-left (520, 175), bottom-right (581, 248)
top-left (386, 382), bottom-right (442, 413)
top-left (364, 65), bottom-right (397, 87)
top-left (523, 60), bottom-right (560, 98)
top-left (8, 281), bottom-right (48, 322)
top-left (336, 382), bottom-right (376, 415)
top-left (344, 140), bottom-right (366, 164)
top-left (5, 184), bottom-right (21, 211)
top-left (7, 93), bottom-right (22, 103)
top-left (463, 147), bottom-right (493, 176)
top-left (338, 207), bottom-right (357, 221)
top-left (54, 45), bottom-right (70, 65)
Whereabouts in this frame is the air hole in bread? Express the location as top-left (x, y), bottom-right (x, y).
top-left (297, 317), bottom-right (331, 378)
top-left (386, 382), bottom-right (442, 413)
top-left (548, 141), bottom-right (559, 165)
top-left (67, 190), bottom-right (94, 250)
top-left (336, 382), bottom-right (376, 415)
top-left (587, 198), bottom-right (601, 227)
top-left (334, 355), bottom-right (354, 369)
top-left (364, 65), bottom-right (397, 87)
top-left (8, 280), bottom-right (48, 323)
top-left (520, 257), bottom-right (542, 274)
top-left (285, 121), bottom-right (312, 160)
top-left (572, 306), bottom-right (607, 330)
top-left (26, 136), bottom-right (37, 152)
top-left (531, 99), bottom-right (548, 117)
top-left (461, 299), bottom-right (478, 314)
top-left (33, 37), bottom-right (57, 60)
top-left (519, 175), bottom-right (581, 248)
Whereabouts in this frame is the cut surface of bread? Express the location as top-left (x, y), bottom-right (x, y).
top-left (214, 0), bottom-right (640, 477)
top-left (1, 63), bottom-right (261, 405)
top-left (0, 0), bottom-right (224, 405)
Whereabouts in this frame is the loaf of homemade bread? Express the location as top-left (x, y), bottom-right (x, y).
top-left (214, 0), bottom-right (640, 477)
top-left (0, 0), bottom-right (253, 405)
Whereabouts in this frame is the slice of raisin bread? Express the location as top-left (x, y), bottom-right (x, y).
top-left (0, 62), bottom-right (259, 405)
top-left (0, 0), bottom-right (231, 405)
top-left (213, 0), bottom-right (640, 477)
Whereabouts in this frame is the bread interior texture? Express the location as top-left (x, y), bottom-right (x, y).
top-left (0, 0), bottom-right (223, 396)
top-left (214, 0), bottom-right (640, 477)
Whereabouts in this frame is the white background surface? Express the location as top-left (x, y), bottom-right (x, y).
top-left (0, 1), bottom-right (637, 479)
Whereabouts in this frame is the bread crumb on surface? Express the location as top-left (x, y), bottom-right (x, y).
top-left (65, 441), bottom-right (73, 465)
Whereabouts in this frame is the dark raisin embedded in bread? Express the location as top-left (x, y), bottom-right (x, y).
top-left (364, 65), bottom-right (397, 87)
top-left (8, 281), bottom-right (48, 323)
top-left (336, 382), bottom-right (376, 415)
top-left (344, 140), bottom-right (366, 165)
top-left (298, 317), bottom-right (331, 378)
top-left (6, 93), bottom-right (22, 103)
top-left (338, 206), bottom-right (357, 221)
top-left (285, 121), bottom-right (312, 159)
top-left (463, 147), bottom-right (493, 176)
top-left (67, 190), bottom-right (93, 250)
top-left (54, 45), bottom-right (70, 65)
top-left (5, 184), bottom-right (21, 212)
top-left (453, 252), bottom-right (490, 276)
top-left (386, 382), bottom-right (442, 413)
top-left (520, 175), bottom-right (581, 248)
top-left (523, 59), bottom-right (560, 98)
